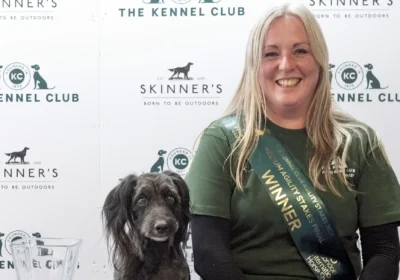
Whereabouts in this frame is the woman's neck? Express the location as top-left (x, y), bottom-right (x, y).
top-left (266, 109), bottom-right (306, 129)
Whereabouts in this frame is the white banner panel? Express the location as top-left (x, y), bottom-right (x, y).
top-left (0, 0), bottom-right (399, 279)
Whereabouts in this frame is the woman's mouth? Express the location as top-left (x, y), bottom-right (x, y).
top-left (276, 78), bottom-right (301, 88)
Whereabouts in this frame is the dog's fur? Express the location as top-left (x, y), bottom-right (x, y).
top-left (169, 63), bottom-right (193, 80)
top-left (31, 64), bottom-right (55, 90)
top-left (102, 171), bottom-right (191, 280)
top-left (364, 63), bottom-right (388, 89)
top-left (5, 147), bottom-right (29, 164)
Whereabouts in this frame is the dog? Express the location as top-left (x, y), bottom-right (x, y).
top-left (0, 232), bottom-right (4, 257)
top-left (328, 63), bottom-right (335, 87)
top-left (102, 171), bottom-right (191, 280)
top-left (169, 63), bottom-right (193, 80)
top-left (364, 63), bottom-right (388, 89)
top-left (5, 147), bottom-right (29, 164)
top-left (150, 150), bottom-right (167, 173)
top-left (31, 64), bottom-right (55, 90)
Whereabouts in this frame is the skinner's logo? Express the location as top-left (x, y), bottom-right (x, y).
top-left (5, 147), bottom-right (30, 164)
top-left (150, 148), bottom-right (193, 175)
top-left (141, 60), bottom-right (222, 107)
top-left (169, 62), bottom-right (193, 80)
top-left (1, 147), bottom-right (58, 191)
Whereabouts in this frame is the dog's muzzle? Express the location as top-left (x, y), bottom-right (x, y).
top-left (150, 219), bottom-right (178, 242)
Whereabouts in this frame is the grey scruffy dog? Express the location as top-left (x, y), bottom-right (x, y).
top-left (102, 171), bottom-right (191, 280)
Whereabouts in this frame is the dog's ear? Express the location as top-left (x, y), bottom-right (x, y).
top-left (163, 171), bottom-right (191, 248)
top-left (102, 174), bottom-right (137, 227)
top-left (102, 174), bottom-right (139, 273)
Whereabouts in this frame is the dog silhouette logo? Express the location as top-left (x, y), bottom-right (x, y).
top-left (143, 0), bottom-right (165, 3)
top-left (328, 63), bottom-right (335, 88)
top-left (150, 150), bottom-right (167, 173)
top-left (3, 62), bottom-right (31, 90)
top-left (31, 64), bottom-right (55, 90)
top-left (364, 64), bottom-right (388, 89)
top-left (5, 147), bottom-right (30, 164)
top-left (0, 232), bottom-right (4, 257)
top-left (169, 62), bottom-right (193, 80)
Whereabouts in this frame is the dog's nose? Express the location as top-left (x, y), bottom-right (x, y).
top-left (155, 222), bottom-right (169, 234)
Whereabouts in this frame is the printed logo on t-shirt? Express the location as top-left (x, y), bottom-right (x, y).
top-left (322, 157), bottom-right (356, 178)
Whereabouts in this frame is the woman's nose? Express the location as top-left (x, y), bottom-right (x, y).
top-left (279, 55), bottom-right (295, 72)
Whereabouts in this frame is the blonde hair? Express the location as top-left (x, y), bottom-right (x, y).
top-left (223, 3), bottom-right (386, 196)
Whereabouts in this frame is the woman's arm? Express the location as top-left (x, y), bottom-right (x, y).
top-left (191, 215), bottom-right (246, 280)
top-left (359, 222), bottom-right (400, 280)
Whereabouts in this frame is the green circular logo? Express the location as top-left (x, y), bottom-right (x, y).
top-left (335, 62), bottom-right (363, 90)
top-left (341, 68), bottom-right (357, 84)
top-left (167, 148), bottom-right (193, 175)
top-left (9, 69), bottom-right (25, 85)
top-left (173, 154), bottom-right (189, 170)
top-left (3, 62), bottom-right (31, 90)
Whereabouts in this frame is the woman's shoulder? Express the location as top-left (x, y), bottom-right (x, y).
top-left (202, 115), bottom-right (239, 141)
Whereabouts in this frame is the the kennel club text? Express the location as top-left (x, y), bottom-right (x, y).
top-left (119, 7), bottom-right (245, 17)
top-left (16, 259), bottom-right (66, 270)
top-left (0, 93), bottom-right (79, 103)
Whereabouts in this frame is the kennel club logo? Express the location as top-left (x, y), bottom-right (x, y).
top-left (141, 61), bottom-right (222, 107)
top-left (309, 0), bottom-right (394, 19)
top-left (119, 0), bottom-right (245, 18)
top-left (0, 62), bottom-right (79, 103)
top-left (150, 148), bottom-right (193, 176)
top-left (329, 61), bottom-right (397, 103)
top-left (0, 0), bottom-right (59, 21)
top-left (0, 147), bottom-right (59, 191)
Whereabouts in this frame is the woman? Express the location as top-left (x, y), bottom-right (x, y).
top-left (185, 3), bottom-right (400, 280)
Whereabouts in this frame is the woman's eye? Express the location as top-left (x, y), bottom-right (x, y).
top-left (265, 52), bottom-right (278, 58)
top-left (294, 49), bottom-right (308, 55)
top-left (166, 195), bottom-right (176, 204)
top-left (138, 197), bottom-right (148, 206)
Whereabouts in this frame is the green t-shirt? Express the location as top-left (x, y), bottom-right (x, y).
top-left (185, 117), bottom-right (400, 280)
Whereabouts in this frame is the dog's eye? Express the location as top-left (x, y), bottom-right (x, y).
top-left (137, 197), bottom-right (148, 206)
top-left (166, 195), bottom-right (175, 205)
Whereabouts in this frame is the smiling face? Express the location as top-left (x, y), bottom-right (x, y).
top-left (259, 15), bottom-right (320, 118)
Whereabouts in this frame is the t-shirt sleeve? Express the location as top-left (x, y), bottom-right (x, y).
top-left (356, 137), bottom-right (400, 228)
top-left (185, 123), bottom-right (234, 220)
